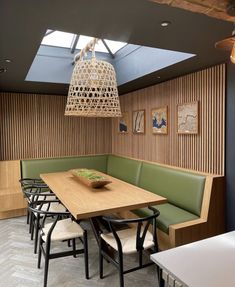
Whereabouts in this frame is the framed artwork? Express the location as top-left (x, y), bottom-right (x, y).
top-left (152, 106), bottom-right (168, 134)
top-left (118, 112), bottom-right (129, 133)
top-left (133, 110), bottom-right (145, 134)
top-left (177, 101), bottom-right (199, 134)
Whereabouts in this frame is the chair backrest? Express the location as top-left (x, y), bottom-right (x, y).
top-left (22, 185), bottom-right (54, 203)
top-left (102, 207), bottom-right (160, 252)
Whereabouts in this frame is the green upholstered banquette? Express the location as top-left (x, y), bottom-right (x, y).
top-left (21, 154), bottom-right (206, 235)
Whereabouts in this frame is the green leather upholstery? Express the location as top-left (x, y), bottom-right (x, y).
top-left (138, 163), bottom-right (205, 216)
top-left (21, 155), bottom-right (108, 179)
top-left (133, 203), bottom-right (199, 234)
top-left (107, 155), bottom-right (142, 186)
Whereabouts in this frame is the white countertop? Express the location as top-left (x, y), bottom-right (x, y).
top-left (151, 231), bottom-right (235, 287)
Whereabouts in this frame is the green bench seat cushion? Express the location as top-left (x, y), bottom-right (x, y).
top-left (21, 155), bottom-right (108, 179)
top-left (133, 203), bottom-right (199, 234)
top-left (138, 162), bottom-right (206, 216)
top-left (107, 155), bottom-right (142, 186)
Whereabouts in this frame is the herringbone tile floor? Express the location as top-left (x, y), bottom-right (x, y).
top-left (0, 216), bottom-right (160, 287)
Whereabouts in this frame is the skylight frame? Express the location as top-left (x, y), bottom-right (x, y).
top-left (41, 29), bottom-right (128, 55)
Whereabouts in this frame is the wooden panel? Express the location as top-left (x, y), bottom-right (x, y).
top-left (0, 208), bottom-right (27, 220)
top-left (112, 64), bottom-right (225, 175)
top-left (0, 93), bottom-right (112, 160)
top-left (41, 171), bottom-right (167, 220)
top-left (0, 160), bottom-right (21, 188)
top-left (0, 160), bottom-right (27, 214)
top-left (149, 0), bottom-right (235, 22)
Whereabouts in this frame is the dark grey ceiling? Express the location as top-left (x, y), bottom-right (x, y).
top-left (0, 0), bottom-right (233, 95)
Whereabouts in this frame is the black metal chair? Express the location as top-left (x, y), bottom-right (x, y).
top-left (19, 178), bottom-right (51, 225)
top-left (29, 201), bottom-right (89, 287)
top-left (99, 206), bottom-right (160, 287)
top-left (22, 186), bottom-right (66, 254)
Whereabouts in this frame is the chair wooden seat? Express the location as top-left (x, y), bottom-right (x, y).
top-left (101, 228), bottom-right (154, 254)
top-left (42, 218), bottom-right (84, 242)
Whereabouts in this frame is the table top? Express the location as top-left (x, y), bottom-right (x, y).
top-left (41, 171), bottom-right (167, 220)
top-left (151, 231), bottom-right (235, 287)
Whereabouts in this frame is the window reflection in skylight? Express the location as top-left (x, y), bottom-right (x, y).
top-left (42, 31), bottom-right (75, 48)
top-left (104, 40), bottom-right (127, 53)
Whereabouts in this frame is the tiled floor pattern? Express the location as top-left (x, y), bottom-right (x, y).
top-left (0, 216), bottom-right (160, 287)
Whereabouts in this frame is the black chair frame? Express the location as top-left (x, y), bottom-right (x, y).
top-left (29, 201), bottom-right (89, 287)
top-left (23, 188), bottom-right (59, 254)
top-left (99, 206), bottom-right (160, 287)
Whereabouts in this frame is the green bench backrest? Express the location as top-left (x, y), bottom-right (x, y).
top-left (107, 155), bottom-right (142, 186)
top-left (138, 162), bottom-right (206, 216)
top-left (21, 155), bottom-right (108, 179)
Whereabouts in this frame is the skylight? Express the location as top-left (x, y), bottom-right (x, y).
top-left (42, 31), bottom-right (75, 48)
top-left (41, 30), bottom-right (127, 55)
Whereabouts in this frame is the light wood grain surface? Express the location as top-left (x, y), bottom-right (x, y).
top-left (0, 161), bottom-right (27, 217)
top-left (0, 92), bottom-right (111, 161)
top-left (41, 171), bottom-right (167, 220)
top-left (112, 64), bottom-right (225, 175)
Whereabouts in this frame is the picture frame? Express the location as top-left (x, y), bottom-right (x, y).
top-left (177, 101), bottom-right (199, 134)
top-left (118, 112), bottom-right (129, 133)
top-left (152, 106), bottom-right (168, 134)
top-left (132, 110), bottom-right (145, 134)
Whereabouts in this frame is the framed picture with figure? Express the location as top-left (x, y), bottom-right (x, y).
top-left (133, 110), bottom-right (145, 134)
top-left (118, 112), bottom-right (129, 133)
top-left (152, 106), bottom-right (168, 134)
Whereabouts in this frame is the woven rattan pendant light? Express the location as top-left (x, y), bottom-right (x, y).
top-left (65, 38), bottom-right (122, 117)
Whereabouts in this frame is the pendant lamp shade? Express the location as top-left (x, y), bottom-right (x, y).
top-left (215, 27), bottom-right (235, 64)
top-left (65, 55), bottom-right (122, 117)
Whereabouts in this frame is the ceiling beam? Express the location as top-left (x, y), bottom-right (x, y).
top-left (148, 0), bottom-right (235, 22)
top-left (45, 30), bottom-right (55, 37)
top-left (102, 39), bottom-right (115, 58)
top-left (71, 35), bottom-right (80, 54)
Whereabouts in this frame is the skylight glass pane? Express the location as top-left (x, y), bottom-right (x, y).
top-left (42, 31), bottom-right (75, 48)
top-left (104, 39), bottom-right (127, 53)
top-left (76, 36), bottom-right (108, 53)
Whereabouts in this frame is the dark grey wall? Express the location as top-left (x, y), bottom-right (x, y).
top-left (226, 61), bottom-right (235, 231)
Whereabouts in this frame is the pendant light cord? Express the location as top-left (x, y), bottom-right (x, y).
top-left (74, 38), bottom-right (99, 63)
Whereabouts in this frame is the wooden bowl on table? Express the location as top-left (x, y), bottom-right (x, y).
top-left (70, 169), bottom-right (112, 188)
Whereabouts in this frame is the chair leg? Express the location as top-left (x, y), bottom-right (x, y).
top-left (99, 249), bottom-right (103, 279)
top-left (29, 211), bottom-right (33, 233)
top-left (72, 238), bottom-right (76, 258)
top-left (118, 252), bottom-right (124, 287)
top-left (139, 249), bottom-right (143, 267)
top-left (83, 230), bottom-right (89, 279)
top-left (34, 215), bottom-right (40, 254)
top-left (26, 208), bottom-right (30, 224)
top-left (38, 237), bottom-right (43, 269)
top-left (30, 215), bottom-right (35, 240)
top-left (158, 268), bottom-right (165, 287)
top-left (44, 241), bottom-right (51, 287)
top-left (67, 239), bottom-right (71, 247)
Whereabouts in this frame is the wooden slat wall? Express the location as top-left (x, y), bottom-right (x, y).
top-left (0, 93), bottom-right (112, 160)
top-left (112, 64), bottom-right (225, 175)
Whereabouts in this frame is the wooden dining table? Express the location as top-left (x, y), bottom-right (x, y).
top-left (40, 170), bottom-right (167, 241)
top-left (40, 171), bottom-right (166, 220)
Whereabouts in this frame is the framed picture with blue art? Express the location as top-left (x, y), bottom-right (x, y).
top-left (152, 106), bottom-right (168, 134)
top-left (118, 112), bottom-right (129, 133)
top-left (133, 110), bottom-right (145, 134)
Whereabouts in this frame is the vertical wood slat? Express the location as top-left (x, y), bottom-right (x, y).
top-left (112, 64), bottom-right (225, 175)
top-left (0, 93), bottom-right (112, 160)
